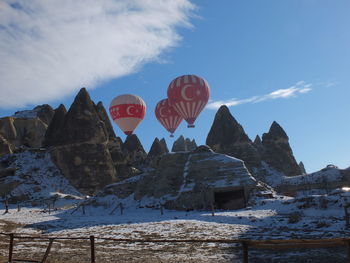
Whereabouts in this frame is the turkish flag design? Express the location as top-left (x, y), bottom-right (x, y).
top-left (167, 75), bottom-right (210, 127)
top-left (155, 98), bottom-right (183, 136)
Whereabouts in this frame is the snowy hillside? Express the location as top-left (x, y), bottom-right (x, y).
top-left (0, 150), bottom-right (82, 205)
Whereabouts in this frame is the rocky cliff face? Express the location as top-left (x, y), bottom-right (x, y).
top-left (47, 88), bottom-right (119, 194)
top-left (261, 121), bottom-right (301, 176)
top-left (12, 104), bottom-right (55, 125)
top-left (171, 135), bottom-right (197, 152)
top-left (0, 116), bottom-right (48, 149)
top-left (206, 105), bottom-right (261, 169)
top-left (0, 135), bottom-right (12, 156)
top-left (0, 104), bottom-right (55, 149)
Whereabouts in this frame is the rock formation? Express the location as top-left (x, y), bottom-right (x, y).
top-left (48, 88), bottom-right (118, 194)
top-left (122, 134), bottom-right (146, 166)
top-left (171, 135), bottom-right (197, 152)
top-left (0, 135), bottom-right (12, 156)
top-left (13, 104), bottom-right (55, 125)
top-left (0, 104), bottom-right (55, 150)
top-left (95, 101), bottom-right (116, 140)
top-left (146, 138), bottom-right (169, 167)
top-left (147, 138), bottom-right (169, 158)
top-left (43, 104), bottom-right (67, 147)
top-left (206, 105), bottom-right (261, 169)
top-left (0, 116), bottom-right (48, 149)
top-left (253, 135), bottom-right (264, 154)
top-left (299, 161), bottom-right (306, 174)
top-left (277, 165), bottom-right (350, 196)
top-left (261, 121), bottom-right (301, 176)
top-left (97, 145), bottom-right (266, 211)
top-left (159, 138), bottom-right (169, 153)
top-left (0, 150), bottom-right (81, 203)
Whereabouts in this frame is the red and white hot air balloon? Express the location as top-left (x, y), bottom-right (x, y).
top-left (109, 94), bottom-right (146, 135)
top-left (167, 74), bottom-right (210, 128)
top-left (155, 98), bottom-right (183, 137)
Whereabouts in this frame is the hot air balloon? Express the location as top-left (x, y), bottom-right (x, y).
top-left (109, 94), bottom-right (146, 135)
top-left (155, 98), bottom-right (183, 137)
top-left (167, 74), bottom-right (210, 128)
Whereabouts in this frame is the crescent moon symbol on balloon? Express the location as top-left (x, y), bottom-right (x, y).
top-left (181, 84), bottom-right (194, 101)
top-left (159, 107), bottom-right (167, 118)
top-left (126, 105), bottom-right (135, 116)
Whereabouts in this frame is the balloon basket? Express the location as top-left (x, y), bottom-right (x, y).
top-left (187, 124), bottom-right (195, 128)
top-left (170, 134), bottom-right (174, 138)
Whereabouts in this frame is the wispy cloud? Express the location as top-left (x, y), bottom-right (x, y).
top-left (0, 0), bottom-right (194, 108)
top-left (206, 81), bottom-right (316, 110)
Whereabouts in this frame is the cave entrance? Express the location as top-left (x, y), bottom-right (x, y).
top-left (214, 188), bottom-right (246, 210)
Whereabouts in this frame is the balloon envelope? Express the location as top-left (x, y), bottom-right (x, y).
top-left (155, 98), bottom-right (183, 137)
top-left (109, 94), bottom-right (146, 135)
top-left (167, 74), bottom-right (210, 128)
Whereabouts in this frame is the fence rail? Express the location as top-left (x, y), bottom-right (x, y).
top-left (1, 232), bottom-right (350, 263)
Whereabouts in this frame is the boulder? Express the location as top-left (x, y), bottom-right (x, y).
top-left (206, 105), bottom-right (261, 169)
top-left (261, 121), bottom-right (301, 176)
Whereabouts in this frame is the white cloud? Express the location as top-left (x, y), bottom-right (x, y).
top-left (0, 0), bottom-right (194, 108)
top-left (206, 81), bottom-right (314, 110)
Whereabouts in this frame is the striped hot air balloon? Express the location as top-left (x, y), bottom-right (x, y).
top-left (155, 98), bottom-right (183, 137)
top-left (109, 94), bottom-right (146, 135)
top-left (167, 75), bottom-right (210, 128)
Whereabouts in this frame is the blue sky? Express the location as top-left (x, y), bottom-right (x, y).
top-left (1, 0), bottom-right (349, 173)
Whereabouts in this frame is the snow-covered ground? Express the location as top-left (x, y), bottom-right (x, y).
top-left (0, 191), bottom-right (349, 262)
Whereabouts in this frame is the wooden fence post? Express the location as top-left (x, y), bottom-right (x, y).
top-left (41, 238), bottom-right (54, 263)
top-left (120, 203), bottom-right (124, 215)
top-left (5, 198), bottom-right (9, 214)
top-left (242, 242), bottom-right (249, 263)
top-left (160, 203), bottom-right (164, 215)
top-left (8, 233), bottom-right (14, 263)
top-left (90, 235), bottom-right (95, 263)
top-left (345, 205), bottom-right (350, 229)
top-left (210, 201), bottom-right (215, 216)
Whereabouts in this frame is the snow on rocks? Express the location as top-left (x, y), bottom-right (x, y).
top-left (0, 150), bottom-right (82, 205)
